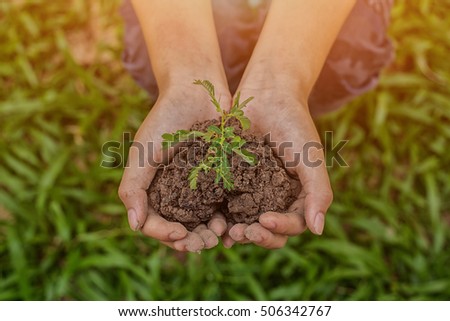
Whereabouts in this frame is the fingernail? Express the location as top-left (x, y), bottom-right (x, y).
top-left (169, 230), bottom-right (185, 241)
top-left (314, 212), bottom-right (325, 235)
top-left (127, 209), bottom-right (140, 231)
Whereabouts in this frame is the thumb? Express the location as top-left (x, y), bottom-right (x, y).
top-left (296, 149), bottom-right (333, 235)
top-left (118, 140), bottom-right (157, 231)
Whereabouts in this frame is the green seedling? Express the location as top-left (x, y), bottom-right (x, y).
top-left (162, 80), bottom-right (257, 190)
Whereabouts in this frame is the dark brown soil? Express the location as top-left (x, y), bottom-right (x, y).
top-left (148, 119), bottom-right (301, 231)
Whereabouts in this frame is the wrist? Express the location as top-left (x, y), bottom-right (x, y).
top-left (238, 60), bottom-right (311, 103)
top-left (237, 67), bottom-right (310, 115)
top-left (155, 61), bottom-right (229, 94)
top-left (158, 78), bottom-right (232, 113)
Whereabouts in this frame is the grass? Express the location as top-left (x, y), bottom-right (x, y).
top-left (0, 0), bottom-right (449, 300)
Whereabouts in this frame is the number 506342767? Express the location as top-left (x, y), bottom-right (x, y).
top-left (260, 305), bottom-right (332, 317)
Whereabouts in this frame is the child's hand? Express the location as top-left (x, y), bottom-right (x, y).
top-left (221, 0), bottom-right (355, 248)
top-left (226, 86), bottom-right (333, 249)
top-left (118, 84), bottom-right (230, 252)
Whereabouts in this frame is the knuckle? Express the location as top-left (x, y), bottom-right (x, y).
top-left (117, 185), bottom-right (126, 200)
top-left (117, 185), bottom-right (131, 201)
top-left (279, 221), bottom-right (292, 235)
top-left (259, 235), bottom-right (268, 245)
top-left (323, 187), bottom-right (334, 205)
top-left (141, 227), bottom-right (167, 242)
top-left (279, 215), bottom-right (299, 235)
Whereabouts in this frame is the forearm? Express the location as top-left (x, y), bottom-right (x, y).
top-left (131, 0), bottom-right (228, 91)
top-left (239, 0), bottom-right (356, 99)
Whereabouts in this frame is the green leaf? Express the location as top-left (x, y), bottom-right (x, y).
top-left (188, 131), bottom-right (205, 138)
top-left (214, 170), bottom-right (221, 185)
top-left (193, 79), bottom-right (215, 98)
top-left (231, 136), bottom-right (241, 143)
top-left (203, 131), bottom-right (213, 142)
top-left (173, 129), bottom-right (189, 141)
top-left (222, 141), bottom-right (232, 154)
top-left (174, 129), bottom-right (189, 135)
top-left (224, 126), bottom-right (235, 138)
top-left (207, 125), bottom-right (221, 135)
top-left (206, 156), bottom-right (221, 167)
top-left (208, 145), bottom-right (219, 156)
top-left (231, 91), bottom-right (241, 113)
top-left (211, 100), bottom-right (222, 113)
top-left (161, 133), bottom-right (174, 141)
top-left (188, 166), bottom-right (201, 190)
top-left (220, 152), bottom-right (234, 190)
top-left (231, 136), bottom-right (245, 149)
top-left (199, 163), bottom-right (212, 172)
top-left (193, 79), bottom-right (222, 113)
top-left (161, 132), bottom-right (178, 149)
top-left (238, 138), bottom-right (246, 148)
top-left (233, 148), bottom-right (257, 166)
top-left (236, 115), bottom-right (251, 130)
top-left (222, 174), bottom-right (234, 190)
top-left (230, 141), bottom-right (240, 150)
top-left (162, 130), bottom-right (204, 149)
top-left (231, 91), bottom-right (253, 113)
top-left (238, 96), bottom-right (254, 110)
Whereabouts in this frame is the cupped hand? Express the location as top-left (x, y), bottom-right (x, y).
top-left (226, 86), bottom-right (333, 249)
top-left (118, 83), bottom-right (230, 252)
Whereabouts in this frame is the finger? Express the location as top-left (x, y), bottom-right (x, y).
top-left (118, 185), bottom-right (150, 231)
top-left (207, 212), bottom-right (228, 236)
top-left (229, 223), bottom-right (251, 243)
top-left (274, 112), bottom-right (333, 236)
top-left (172, 232), bottom-right (205, 253)
top-left (258, 197), bottom-right (307, 235)
top-left (294, 137), bottom-right (333, 235)
top-left (193, 224), bottom-right (219, 249)
top-left (297, 164), bottom-right (333, 235)
top-left (118, 132), bottom-right (159, 231)
top-left (244, 223), bottom-right (288, 249)
top-left (141, 211), bottom-right (188, 242)
top-left (222, 223), bottom-right (236, 248)
top-left (160, 241), bottom-right (176, 249)
top-left (259, 212), bottom-right (307, 236)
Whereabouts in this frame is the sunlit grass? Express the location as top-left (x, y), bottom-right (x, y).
top-left (0, 0), bottom-right (449, 300)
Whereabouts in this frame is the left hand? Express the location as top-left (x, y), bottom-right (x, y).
top-left (225, 85), bottom-right (333, 249)
top-left (119, 83), bottom-right (230, 252)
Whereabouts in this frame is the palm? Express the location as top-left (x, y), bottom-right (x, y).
top-left (226, 91), bottom-right (333, 249)
top-left (119, 88), bottom-right (231, 252)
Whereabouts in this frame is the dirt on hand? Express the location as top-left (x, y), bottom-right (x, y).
top-left (148, 119), bottom-right (301, 231)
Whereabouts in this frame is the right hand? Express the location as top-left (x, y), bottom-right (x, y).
top-left (118, 83), bottom-right (231, 252)
top-left (225, 84), bottom-right (333, 249)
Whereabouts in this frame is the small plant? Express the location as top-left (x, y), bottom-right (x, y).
top-left (162, 80), bottom-right (257, 190)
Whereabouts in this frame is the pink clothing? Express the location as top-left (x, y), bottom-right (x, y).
top-left (121, 0), bottom-right (394, 115)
